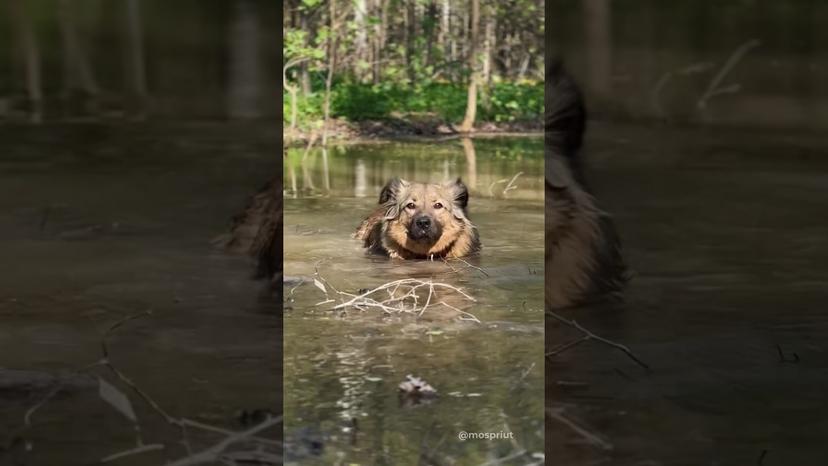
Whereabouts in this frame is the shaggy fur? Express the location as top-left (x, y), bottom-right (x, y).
top-left (546, 60), bottom-right (629, 309)
top-left (355, 178), bottom-right (480, 259)
top-left (224, 176), bottom-right (282, 289)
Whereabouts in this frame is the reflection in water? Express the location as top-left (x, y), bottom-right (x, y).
top-left (286, 137), bottom-right (543, 201)
top-left (284, 138), bottom-right (544, 463)
top-left (354, 158), bottom-right (367, 198)
top-left (461, 137), bottom-right (478, 189)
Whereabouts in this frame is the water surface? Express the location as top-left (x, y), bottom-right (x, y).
top-left (546, 122), bottom-right (828, 465)
top-left (283, 138), bottom-right (546, 464)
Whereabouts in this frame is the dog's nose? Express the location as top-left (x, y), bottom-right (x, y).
top-left (415, 216), bottom-right (431, 229)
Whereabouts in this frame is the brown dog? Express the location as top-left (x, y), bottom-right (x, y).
top-left (546, 60), bottom-right (629, 308)
top-left (355, 178), bottom-right (480, 259)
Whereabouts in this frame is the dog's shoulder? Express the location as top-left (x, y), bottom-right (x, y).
top-left (354, 206), bottom-right (389, 253)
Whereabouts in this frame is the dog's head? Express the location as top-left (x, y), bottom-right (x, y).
top-left (379, 178), bottom-right (470, 254)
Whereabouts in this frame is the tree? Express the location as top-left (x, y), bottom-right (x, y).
top-left (458, 0), bottom-right (480, 133)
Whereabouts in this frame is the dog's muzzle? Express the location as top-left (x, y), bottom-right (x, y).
top-left (408, 215), bottom-right (441, 242)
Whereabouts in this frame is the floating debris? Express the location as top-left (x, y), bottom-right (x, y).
top-left (398, 374), bottom-right (437, 396)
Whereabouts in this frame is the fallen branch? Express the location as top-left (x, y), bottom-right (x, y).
top-left (167, 415), bottom-right (282, 466)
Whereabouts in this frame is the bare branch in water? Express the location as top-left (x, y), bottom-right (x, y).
top-left (546, 406), bottom-right (613, 451)
top-left (309, 273), bottom-right (480, 322)
top-left (546, 310), bottom-right (650, 371)
top-left (100, 444), bottom-right (165, 463)
top-left (697, 39), bottom-right (761, 109)
top-left (167, 415), bottom-right (282, 466)
top-left (443, 257), bottom-right (490, 277)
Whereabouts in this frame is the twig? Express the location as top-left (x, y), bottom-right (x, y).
top-left (546, 336), bottom-right (590, 357)
top-left (439, 301), bottom-right (480, 324)
top-left (698, 39), bottom-right (761, 109)
top-left (167, 416), bottom-right (282, 466)
top-left (444, 257), bottom-right (490, 277)
top-left (100, 443), bottom-right (165, 463)
top-left (547, 311), bottom-right (650, 371)
top-left (502, 172), bottom-right (523, 195)
top-left (546, 407), bottom-right (613, 451)
top-left (333, 278), bottom-right (476, 310)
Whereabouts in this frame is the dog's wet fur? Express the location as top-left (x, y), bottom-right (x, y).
top-left (355, 178), bottom-right (480, 259)
top-left (546, 60), bottom-right (629, 308)
top-left (223, 176), bottom-right (283, 299)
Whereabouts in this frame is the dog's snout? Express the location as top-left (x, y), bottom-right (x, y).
top-left (415, 216), bottom-right (431, 229)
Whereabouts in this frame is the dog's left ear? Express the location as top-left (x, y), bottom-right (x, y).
top-left (380, 178), bottom-right (408, 219)
top-left (447, 177), bottom-right (469, 213)
top-left (379, 177), bottom-right (407, 204)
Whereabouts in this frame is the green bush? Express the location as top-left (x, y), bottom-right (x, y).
top-left (283, 81), bottom-right (543, 128)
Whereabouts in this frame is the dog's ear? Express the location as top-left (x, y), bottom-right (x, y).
top-left (379, 178), bottom-right (407, 204)
top-left (380, 178), bottom-right (408, 219)
top-left (448, 177), bottom-right (469, 210)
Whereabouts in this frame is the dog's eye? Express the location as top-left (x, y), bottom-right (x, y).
top-left (433, 202), bottom-right (443, 209)
top-left (406, 202), bottom-right (416, 210)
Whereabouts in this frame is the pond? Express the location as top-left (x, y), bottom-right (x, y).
top-left (0, 122), bottom-right (281, 465)
top-left (282, 137), bottom-right (546, 464)
top-left (546, 122), bottom-right (828, 465)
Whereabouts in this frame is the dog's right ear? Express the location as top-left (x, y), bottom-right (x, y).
top-left (379, 178), bottom-right (407, 204)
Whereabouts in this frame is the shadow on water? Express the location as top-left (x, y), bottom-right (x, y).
top-left (283, 137), bottom-right (545, 464)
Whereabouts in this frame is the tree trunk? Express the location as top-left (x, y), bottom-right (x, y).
top-left (423, 1), bottom-right (437, 68)
top-left (124, 0), bottom-right (148, 99)
top-left (458, 0), bottom-right (480, 133)
top-left (299, 13), bottom-right (311, 94)
top-left (59, 0), bottom-right (99, 97)
top-left (9, 0), bottom-right (43, 122)
top-left (584, 0), bottom-right (613, 98)
top-left (354, 0), bottom-right (368, 82)
top-left (227, 0), bottom-right (262, 119)
top-left (483, 14), bottom-right (493, 85)
top-left (322, 0), bottom-right (338, 146)
top-left (373, 0), bottom-right (388, 84)
top-left (405, 0), bottom-right (417, 83)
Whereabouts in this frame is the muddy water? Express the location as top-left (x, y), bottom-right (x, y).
top-left (0, 123), bottom-right (281, 465)
top-left (547, 123), bottom-right (828, 465)
top-left (283, 138), bottom-right (545, 464)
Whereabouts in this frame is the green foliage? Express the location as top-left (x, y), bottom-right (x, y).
top-left (284, 80), bottom-right (543, 129)
top-left (482, 82), bottom-right (544, 122)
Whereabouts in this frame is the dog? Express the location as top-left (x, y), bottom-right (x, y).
top-left (223, 176), bottom-right (282, 296)
top-left (354, 177), bottom-right (480, 259)
top-left (546, 59), bottom-right (629, 309)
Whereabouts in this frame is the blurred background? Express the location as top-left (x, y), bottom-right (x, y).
top-left (546, 1), bottom-right (828, 465)
top-left (1, 1), bottom-right (282, 465)
top-left (549, 0), bottom-right (828, 129)
top-left (0, 0), bottom-right (280, 121)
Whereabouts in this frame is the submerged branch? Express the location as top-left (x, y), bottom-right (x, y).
top-left (546, 310), bottom-right (650, 371)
